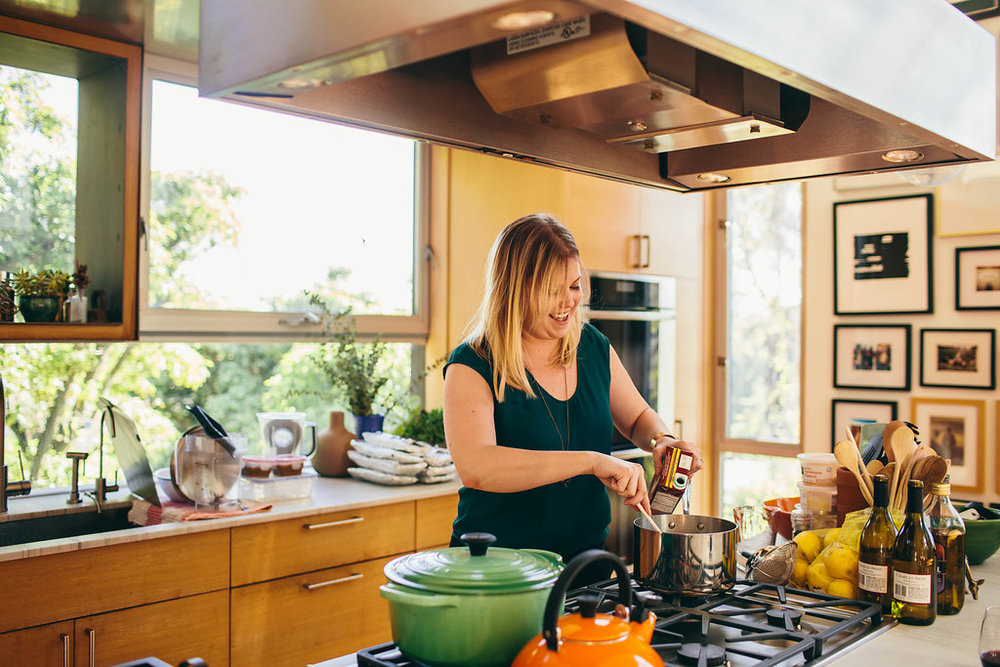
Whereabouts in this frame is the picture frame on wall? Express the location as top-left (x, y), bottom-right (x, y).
top-left (955, 245), bottom-right (1000, 310)
top-left (911, 397), bottom-right (985, 495)
top-left (831, 399), bottom-right (898, 446)
top-left (833, 194), bottom-right (933, 315)
top-left (920, 328), bottom-right (996, 389)
top-left (834, 324), bottom-right (911, 390)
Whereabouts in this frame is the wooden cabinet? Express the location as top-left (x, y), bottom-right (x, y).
top-left (231, 556), bottom-right (395, 666)
top-left (0, 492), bottom-right (460, 666)
top-left (0, 621), bottom-right (73, 667)
top-left (0, 16), bottom-right (140, 342)
top-left (416, 494), bottom-right (457, 549)
top-left (230, 502), bottom-right (416, 586)
top-left (74, 591), bottom-right (229, 667)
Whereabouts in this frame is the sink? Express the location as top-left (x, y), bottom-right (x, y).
top-left (0, 504), bottom-right (135, 547)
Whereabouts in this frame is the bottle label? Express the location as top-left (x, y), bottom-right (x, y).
top-left (858, 561), bottom-right (889, 594)
top-left (893, 570), bottom-right (932, 604)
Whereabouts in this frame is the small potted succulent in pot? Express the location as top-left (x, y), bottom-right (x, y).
top-left (13, 268), bottom-right (72, 322)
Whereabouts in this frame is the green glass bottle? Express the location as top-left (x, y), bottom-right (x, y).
top-left (891, 479), bottom-right (936, 625)
top-left (926, 480), bottom-right (965, 615)
top-left (858, 474), bottom-right (897, 612)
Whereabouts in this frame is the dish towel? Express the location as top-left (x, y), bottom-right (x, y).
top-left (129, 499), bottom-right (273, 526)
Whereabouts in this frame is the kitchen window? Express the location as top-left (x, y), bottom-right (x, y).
top-left (139, 58), bottom-right (429, 342)
top-left (714, 183), bottom-right (803, 518)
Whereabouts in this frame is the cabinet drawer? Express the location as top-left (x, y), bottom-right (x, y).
top-left (415, 494), bottom-right (457, 550)
top-left (75, 590), bottom-right (229, 667)
top-left (231, 502), bottom-right (415, 586)
top-left (0, 620), bottom-right (73, 667)
top-left (0, 530), bottom-right (230, 634)
top-left (231, 555), bottom-right (396, 666)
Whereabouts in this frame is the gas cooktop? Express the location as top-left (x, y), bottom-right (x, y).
top-left (357, 578), bottom-right (892, 667)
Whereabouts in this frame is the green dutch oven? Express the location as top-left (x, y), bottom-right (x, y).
top-left (380, 532), bottom-right (564, 667)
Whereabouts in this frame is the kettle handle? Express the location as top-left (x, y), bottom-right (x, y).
top-left (541, 549), bottom-right (631, 652)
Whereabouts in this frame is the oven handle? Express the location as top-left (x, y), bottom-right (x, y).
top-left (584, 309), bottom-right (674, 321)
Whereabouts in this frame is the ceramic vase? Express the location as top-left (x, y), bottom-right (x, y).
top-left (312, 411), bottom-right (355, 477)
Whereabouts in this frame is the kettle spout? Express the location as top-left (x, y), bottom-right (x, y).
top-left (632, 612), bottom-right (658, 644)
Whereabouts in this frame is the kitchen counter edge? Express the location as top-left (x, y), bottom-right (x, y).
top-left (0, 476), bottom-right (462, 563)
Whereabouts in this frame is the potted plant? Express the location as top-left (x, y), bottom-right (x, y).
top-left (300, 291), bottom-right (395, 435)
top-left (13, 268), bottom-right (72, 322)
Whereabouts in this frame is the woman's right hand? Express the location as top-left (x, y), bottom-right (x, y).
top-left (591, 453), bottom-right (651, 514)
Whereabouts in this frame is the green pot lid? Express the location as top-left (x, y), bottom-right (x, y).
top-left (384, 532), bottom-right (563, 594)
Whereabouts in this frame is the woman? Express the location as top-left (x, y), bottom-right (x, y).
top-left (443, 213), bottom-right (703, 578)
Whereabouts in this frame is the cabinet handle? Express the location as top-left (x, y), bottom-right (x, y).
top-left (302, 572), bottom-right (364, 590)
top-left (640, 235), bottom-right (650, 268)
top-left (303, 516), bottom-right (365, 530)
top-left (85, 628), bottom-right (96, 667)
top-left (60, 633), bottom-right (71, 667)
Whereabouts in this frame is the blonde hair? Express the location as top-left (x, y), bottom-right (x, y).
top-left (465, 213), bottom-right (586, 401)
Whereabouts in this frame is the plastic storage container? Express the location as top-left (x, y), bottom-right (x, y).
top-left (798, 482), bottom-right (838, 513)
top-left (797, 453), bottom-right (839, 486)
top-left (237, 470), bottom-right (317, 502)
top-left (790, 505), bottom-right (838, 534)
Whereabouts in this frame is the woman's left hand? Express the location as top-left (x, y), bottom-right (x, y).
top-left (652, 438), bottom-right (703, 486)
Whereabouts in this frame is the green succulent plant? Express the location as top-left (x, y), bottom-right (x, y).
top-left (12, 268), bottom-right (72, 297)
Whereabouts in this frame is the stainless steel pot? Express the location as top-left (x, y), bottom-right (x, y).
top-left (633, 514), bottom-right (737, 595)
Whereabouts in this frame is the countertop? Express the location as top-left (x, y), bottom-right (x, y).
top-left (312, 555), bottom-right (1000, 667)
top-left (0, 473), bottom-right (461, 563)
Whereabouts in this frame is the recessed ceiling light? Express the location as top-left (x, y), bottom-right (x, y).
top-left (492, 10), bottom-right (556, 31)
top-left (696, 173), bottom-right (731, 184)
top-left (278, 78), bottom-right (327, 90)
top-left (881, 149), bottom-right (924, 163)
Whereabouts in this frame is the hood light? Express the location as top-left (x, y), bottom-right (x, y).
top-left (627, 119), bottom-right (648, 132)
top-left (491, 10), bottom-right (556, 31)
top-left (278, 78), bottom-right (328, 90)
top-left (697, 172), bottom-right (731, 184)
top-left (881, 149), bottom-right (924, 163)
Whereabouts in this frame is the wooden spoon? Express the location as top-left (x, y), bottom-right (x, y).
top-left (882, 420), bottom-right (907, 463)
top-left (883, 462), bottom-right (898, 509)
top-left (918, 455), bottom-right (949, 488)
top-left (834, 440), bottom-right (873, 505)
top-left (867, 459), bottom-right (884, 476)
top-left (637, 504), bottom-right (662, 534)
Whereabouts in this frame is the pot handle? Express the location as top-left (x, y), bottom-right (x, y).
top-left (541, 549), bottom-right (631, 653)
top-left (379, 584), bottom-right (460, 608)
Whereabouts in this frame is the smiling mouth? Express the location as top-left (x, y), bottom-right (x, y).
top-left (550, 312), bottom-right (570, 322)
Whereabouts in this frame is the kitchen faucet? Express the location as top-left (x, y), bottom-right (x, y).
top-left (87, 404), bottom-right (119, 510)
top-left (1, 374), bottom-right (31, 513)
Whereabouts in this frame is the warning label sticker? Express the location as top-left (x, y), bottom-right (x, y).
top-left (506, 16), bottom-right (591, 55)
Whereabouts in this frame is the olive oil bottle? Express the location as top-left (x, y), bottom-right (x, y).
top-left (891, 479), bottom-right (936, 625)
top-left (926, 480), bottom-right (965, 615)
top-left (858, 474), bottom-right (897, 612)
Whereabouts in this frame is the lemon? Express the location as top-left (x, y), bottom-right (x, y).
top-left (793, 530), bottom-right (822, 563)
top-left (791, 557), bottom-right (809, 585)
top-left (824, 544), bottom-right (859, 581)
top-left (822, 528), bottom-right (842, 549)
top-left (828, 578), bottom-right (857, 599)
top-left (806, 561), bottom-right (833, 593)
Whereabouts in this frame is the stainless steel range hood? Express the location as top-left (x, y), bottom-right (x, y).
top-left (199, 0), bottom-right (996, 192)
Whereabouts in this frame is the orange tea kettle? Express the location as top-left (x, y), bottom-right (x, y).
top-left (512, 549), bottom-right (665, 667)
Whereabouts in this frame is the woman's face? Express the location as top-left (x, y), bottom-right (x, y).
top-left (524, 259), bottom-right (582, 343)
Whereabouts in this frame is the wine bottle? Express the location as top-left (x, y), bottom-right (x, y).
top-left (926, 480), bottom-right (965, 615)
top-left (858, 474), bottom-right (897, 612)
top-left (891, 479), bottom-right (936, 625)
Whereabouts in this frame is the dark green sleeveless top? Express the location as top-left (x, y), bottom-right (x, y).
top-left (444, 323), bottom-right (613, 559)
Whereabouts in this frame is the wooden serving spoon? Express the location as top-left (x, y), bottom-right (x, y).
top-left (867, 459), bottom-right (884, 476)
top-left (834, 440), bottom-right (873, 505)
top-left (883, 462), bottom-right (898, 509)
top-left (882, 420), bottom-right (907, 463)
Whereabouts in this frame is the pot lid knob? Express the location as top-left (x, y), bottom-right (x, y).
top-left (578, 593), bottom-right (601, 619)
top-left (460, 532), bottom-right (497, 557)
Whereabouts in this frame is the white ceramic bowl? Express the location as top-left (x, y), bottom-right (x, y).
top-left (154, 467), bottom-right (187, 503)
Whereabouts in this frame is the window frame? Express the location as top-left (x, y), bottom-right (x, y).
top-left (710, 186), bottom-right (805, 505)
top-left (137, 55), bottom-right (430, 344)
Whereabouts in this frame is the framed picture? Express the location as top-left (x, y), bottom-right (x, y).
top-left (955, 245), bottom-right (1000, 310)
top-left (920, 328), bottom-right (996, 389)
top-left (831, 399), bottom-right (898, 446)
top-left (911, 397), bottom-right (985, 495)
top-left (834, 324), bottom-right (911, 390)
top-left (833, 194), bottom-right (933, 315)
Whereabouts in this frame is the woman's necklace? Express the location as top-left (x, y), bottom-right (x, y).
top-left (532, 365), bottom-right (571, 453)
